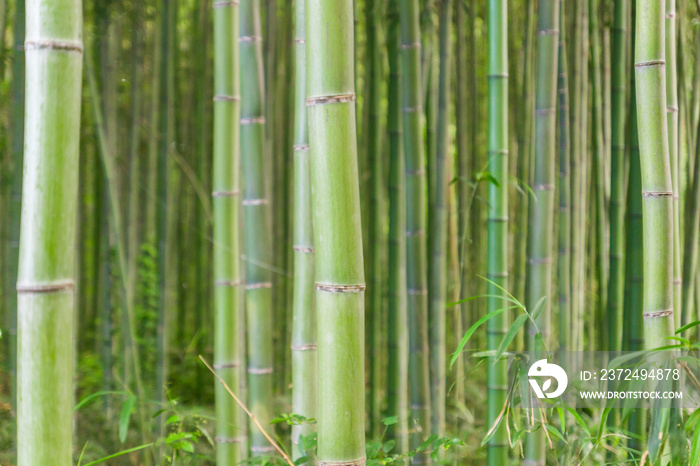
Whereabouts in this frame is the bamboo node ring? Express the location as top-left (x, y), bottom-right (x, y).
top-left (666, 106), bottom-right (678, 113)
top-left (306, 93), bottom-right (356, 106)
top-left (240, 116), bottom-right (266, 125)
top-left (214, 280), bottom-right (241, 287)
top-left (294, 38), bottom-right (305, 44)
top-left (293, 245), bottom-right (314, 253)
top-left (242, 198), bottom-right (268, 205)
top-left (316, 283), bottom-right (366, 293)
top-left (317, 459), bottom-right (367, 466)
top-left (407, 288), bottom-right (428, 295)
top-left (213, 362), bottom-right (240, 369)
top-left (212, 190), bottom-right (239, 197)
top-left (248, 367), bottom-right (274, 375)
top-left (400, 42), bottom-right (421, 49)
top-left (291, 344), bottom-right (317, 351)
top-left (212, 1), bottom-right (239, 7)
top-left (25, 40), bottom-right (83, 53)
top-left (402, 106), bottom-right (422, 113)
top-left (538, 29), bottom-right (559, 35)
top-left (643, 309), bottom-right (673, 318)
top-left (528, 257), bottom-right (552, 265)
top-left (213, 94), bottom-right (240, 102)
top-left (634, 59), bottom-right (665, 68)
top-left (293, 144), bottom-right (310, 151)
top-left (17, 280), bottom-right (75, 293)
top-left (405, 229), bottom-right (425, 237)
top-left (239, 35), bottom-right (262, 42)
top-left (246, 282), bottom-right (272, 290)
top-left (641, 191), bottom-right (673, 197)
top-left (250, 445), bottom-right (277, 453)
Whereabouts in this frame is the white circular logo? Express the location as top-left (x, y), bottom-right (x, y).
top-left (528, 359), bottom-right (568, 399)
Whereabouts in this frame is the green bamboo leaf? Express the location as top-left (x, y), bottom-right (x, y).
top-left (676, 320), bottom-right (700, 334)
top-left (689, 426), bottom-right (700, 466)
top-left (82, 443), bottom-right (154, 466)
top-left (494, 313), bottom-right (529, 362)
top-left (450, 307), bottom-right (507, 368)
top-left (382, 415), bottom-right (398, 426)
top-left (528, 296), bottom-right (547, 323)
top-left (74, 390), bottom-right (130, 411)
top-left (119, 395), bottom-right (136, 443)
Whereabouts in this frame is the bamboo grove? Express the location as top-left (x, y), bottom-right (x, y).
top-left (6, 0), bottom-right (700, 464)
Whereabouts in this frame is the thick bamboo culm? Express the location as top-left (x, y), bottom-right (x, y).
top-left (240, 0), bottom-right (275, 456)
top-left (525, 0), bottom-right (559, 463)
top-left (306, 0), bottom-right (366, 464)
top-left (291, 0), bottom-right (317, 460)
top-left (485, 0), bottom-right (509, 464)
top-left (399, 0), bottom-right (432, 463)
top-left (212, 0), bottom-right (244, 462)
top-left (634, 0), bottom-right (675, 349)
top-left (17, 0), bottom-right (83, 463)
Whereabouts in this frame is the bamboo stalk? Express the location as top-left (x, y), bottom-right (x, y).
top-left (525, 0), bottom-right (559, 462)
top-left (306, 0), bottom-right (366, 463)
top-left (635, 0), bottom-right (675, 349)
top-left (486, 0), bottom-right (509, 463)
top-left (386, 0), bottom-right (409, 456)
top-left (607, 0), bottom-right (628, 353)
top-left (291, 0), bottom-right (316, 460)
top-left (17, 0), bottom-right (83, 463)
top-left (240, 0), bottom-right (275, 456)
top-left (213, 0), bottom-right (244, 462)
top-left (399, 0), bottom-right (432, 461)
top-left (557, 0), bottom-right (571, 352)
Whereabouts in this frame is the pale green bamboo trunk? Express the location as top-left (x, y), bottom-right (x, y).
top-left (635, 0), bottom-right (675, 349)
top-left (386, 0), bottom-right (409, 456)
top-left (306, 0), bottom-right (366, 464)
top-left (17, 0), bottom-right (83, 463)
top-left (525, 0), bottom-right (559, 463)
top-left (607, 0), bottom-right (627, 353)
top-left (213, 0), bottom-right (244, 462)
top-left (428, 0), bottom-right (451, 444)
top-left (665, 0), bottom-right (681, 329)
top-left (399, 0), bottom-right (432, 462)
top-left (486, 0), bottom-right (508, 464)
top-left (240, 0), bottom-right (275, 456)
top-left (291, 0), bottom-right (316, 460)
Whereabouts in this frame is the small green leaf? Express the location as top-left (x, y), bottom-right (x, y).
top-left (450, 306), bottom-right (509, 368)
top-left (494, 313), bottom-right (529, 362)
top-left (676, 320), bottom-right (700, 334)
top-left (119, 396), bottom-right (136, 443)
top-left (382, 439), bottom-right (396, 453)
top-left (382, 416), bottom-right (398, 426)
top-left (166, 415), bottom-right (180, 426)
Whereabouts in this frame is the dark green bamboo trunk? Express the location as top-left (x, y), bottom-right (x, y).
top-left (386, 0), bottom-right (408, 455)
top-left (240, 0), bottom-right (275, 455)
top-left (486, 0), bottom-right (509, 464)
top-left (213, 0), bottom-right (244, 462)
top-left (557, 0), bottom-right (571, 352)
top-left (291, 0), bottom-right (316, 460)
top-left (525, 0), bottom-right (559, 463)
top-left (399, 0), bottom-right (432, 462)
top-left (17, 0), bottom-right (83, 463)
top-left (607, 0), bottom-right (628, 352)
top-left (306, 0), bottom-right (366, 463)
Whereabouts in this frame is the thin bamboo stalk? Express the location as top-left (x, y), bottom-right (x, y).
top-left (607, 0), bottom-right (628, 353)
top-left (399, 0), bottom-right (432, 461)
top-left (386, 0), bottom-right (408, 456)
top-left (290, 0), bottom-right (316, 460)
top-left (17, 0), bottom-right (83, 463)
top-left (213, 0), bottom-right (244, 462)
top-left (525, 0), bottom-right (559, 463)
top-left (306, 0), bottom-right (366, 463)
top-left (666, 0), bottom-right (681, 329)
top-left (486, 0), bottom-right (509, 463)
top-left (240, 0), bottom-right (275, 455)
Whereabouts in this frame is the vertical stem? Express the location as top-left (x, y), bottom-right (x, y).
top-left (212, 0), bottom-right (244, 462)
top-left (608, 0), bottom-right (628, 352)
top-left (386, 0), bottom-right (409, 455)
top-left (399, 0), bottom-right (432, 460)
top-left (306, 0), bottom-right (366, 463)
top-left (240, 0), bottom-right (275, 455)
top-left (17, 0), bottom-right (83, 463)
top-left (291, 0), bottom-right (316, 460)
top-left (635, 0), bottom-right (675, 348)
top-left (428, 0), bottom-right (451, 444)
top-left (525, 0), bottom-right (559, 463)
top-left (486, 0), bottom-right (509, 464)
